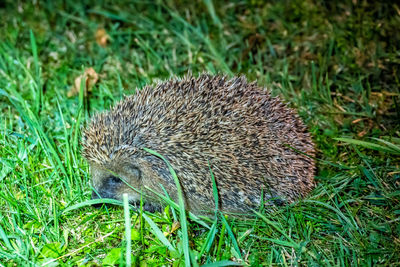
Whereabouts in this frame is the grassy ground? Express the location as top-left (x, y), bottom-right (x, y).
top-left (0, 0), bottom-right (399, 265)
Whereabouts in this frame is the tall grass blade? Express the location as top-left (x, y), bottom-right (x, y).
top-left (143, 147), bottom-right (191, 266)
top-left (335, 137), bottom-right (400, 154)
top-left (123, 194), bottom-right (132, 267)
top-left (198, 221), bottom-right (218, 258)
top-left (219, 214), bottom-right (243, 261)
top-left (201, 260), bottom-right (242, 267)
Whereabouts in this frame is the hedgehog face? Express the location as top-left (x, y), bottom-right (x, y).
top-left (90, 161), bottom-right (163, 212)
top-left (90, 162), bottom-right (143, 205)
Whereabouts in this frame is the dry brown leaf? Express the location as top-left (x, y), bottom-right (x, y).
top-left (95, 28), bottom-right (110, 47)
top-left (170, 221), bottom-right (180, 233)
top-left (357, 119), bottom-right (373, 137)
top-left (352, 118), bottom-right (364, 124)
top-left (67, 67), bottom-right (99, 97)
top-left (163, 221), bottom-right (180, 237)
top-left (357, 129), bottom-right (368, 137)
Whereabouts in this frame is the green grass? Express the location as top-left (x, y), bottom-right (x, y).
top-left (0, 0), bottom-right (399, 265)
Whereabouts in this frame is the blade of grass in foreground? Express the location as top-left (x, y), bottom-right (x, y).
top-left (200, 260), bottom-right (242, 267)
top-left (372, 137), bottom-right (400, 154)
top-left (208, 161), bottom-right (219, 216)
top-left (62, 198), bottom-right (178, 254)
top-left (215, 219), bottom-right (226, 261)
top-left (253, 210), bottom-right (301, 251)
top-left (0, 88), bottom-right (68, 181)
top-left (0, 225), bottom-right (12, 250)
top-left (160, 184), bottom-right (178, 221)
top-left (143, 147), bottom-right (191, 266)
top-left (303, 200), bottom-right (357, 231)
top-left (198, 221), bottom-right (218, 258)
top-left (144, 185), bottom-right (210, 229)
top-left (123, 194), bottom-right (131, 267)
top-left (335, 137), bottom-right (400, 154)
top-left (219, 213), bottom-right (243, 262)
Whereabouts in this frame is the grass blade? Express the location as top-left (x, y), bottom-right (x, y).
top-left (201, 260), bottom-right (242, 267)
top-left (0, 225), bottom-right (12, 250)
top-left (335, 137), bottom-right (400, 154)
top-left (372, 138), bottom-right (400, 154)
top-left (208, 161), bottom-right (219, 216)
top-left (123, 194), bottom-right (132, 267)
top-left (62, 198), bottom-right (178, 254)
top-left (144, 185), bottom-right (210, 229)
top-left (141, 213), bottom-right (177, 254)
top-left (143, 147), bottom-right (191, 266)
top-left (219, 214), bottom-right (243, 262)
top-left (198, 221), bottom-right (218, 258)
top-left (253, 210), bottom-right (301, 250)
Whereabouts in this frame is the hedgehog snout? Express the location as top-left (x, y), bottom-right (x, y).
top-left (91, 175), bottom-right (124, 207)
top-left (90, 162), bottom-right (147, 209)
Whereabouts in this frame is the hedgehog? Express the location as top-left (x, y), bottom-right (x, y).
top-left (82, 74), bottom-right (315, 216)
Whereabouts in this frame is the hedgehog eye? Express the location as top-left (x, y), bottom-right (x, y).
top-left (123, 164), bottom-right (141, 180)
